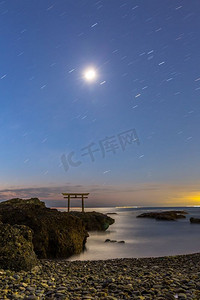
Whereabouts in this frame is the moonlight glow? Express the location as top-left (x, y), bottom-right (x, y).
top-left (83, 68), bottom-right (97, 82)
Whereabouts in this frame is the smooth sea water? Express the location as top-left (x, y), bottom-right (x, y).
top-left (58, 207), bottom-right (200, 261)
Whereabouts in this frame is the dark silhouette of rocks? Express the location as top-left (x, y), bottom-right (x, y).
top-left (137, 210), bottom-right (188, 221)
top-left (104, 239), bottom-right (125, 243)
top-left (105, 239), bottom-right (111, 242)
top-left (69, 211), bottom-right (115, 231)
top-left (190, 217), bottom-right (200, 224)
top-left (104, 239), bottom-right (117, 243)
top-left (0, 223), bottom-right (38, 271)
top-left (0, 198), bottom-right (88, 259)
top-left (0, 198), bottom-right (115, 264)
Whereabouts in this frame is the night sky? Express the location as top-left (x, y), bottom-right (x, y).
top-left (0, 0), bottom-right (200, 207)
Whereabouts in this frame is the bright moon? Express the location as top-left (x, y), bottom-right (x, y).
top-left (84, 68), bottom-right (97, 82)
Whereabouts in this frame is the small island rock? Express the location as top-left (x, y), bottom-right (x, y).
top-left (190, 217), bottom-right (200, 224)
top-left (137, 210), bottom-right (188, 221)
top-left (105, 239), bottom-right (111, 242)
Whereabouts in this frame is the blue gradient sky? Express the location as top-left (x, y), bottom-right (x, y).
top-left (0, 0), bottom-right (200, 206)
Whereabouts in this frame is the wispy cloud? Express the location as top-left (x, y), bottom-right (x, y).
top-left (0, 182), bottom-right (199, 206)
top-left (0, 184), bottom-right (159, 200)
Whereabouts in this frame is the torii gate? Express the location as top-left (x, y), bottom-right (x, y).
top-left (62, 193), bottom-right (89, 212)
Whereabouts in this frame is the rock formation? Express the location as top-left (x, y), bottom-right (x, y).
top-left (0, 198), bottom-right (88, 259)
top-left (69, 211), bottom-right (115, 231)
top-left (0, 223), bottom-right (38, 271)
top-left (0, 198), bottom-right (115, 263)
top-left (137, 210), bottom-right (188, 221)
top-left (190, 217), bottom-right (200, 224)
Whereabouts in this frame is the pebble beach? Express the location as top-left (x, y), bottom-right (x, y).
top-left (1, 253), bottom-right (200, 300)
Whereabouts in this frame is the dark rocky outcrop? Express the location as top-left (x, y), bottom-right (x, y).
top-left (105, 239), bottom-right (117, 243)
top-left (0, 223), bottom-right (38, 271)
top-left (190, 217), bottom-right (200, 224)
top-left (105, 239), bottom-right (125, 243)
top-left (105, 239), bottom-right (111, 242)
top-left (69, 211), bottom-right (115, 231)
top-left (0, 198), bottom-right (88, 259)
top-left (137, 210), bottom-right (188, 221)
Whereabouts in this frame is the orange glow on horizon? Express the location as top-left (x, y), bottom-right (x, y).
top-left (173, 192), bottom-right (200, 206)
